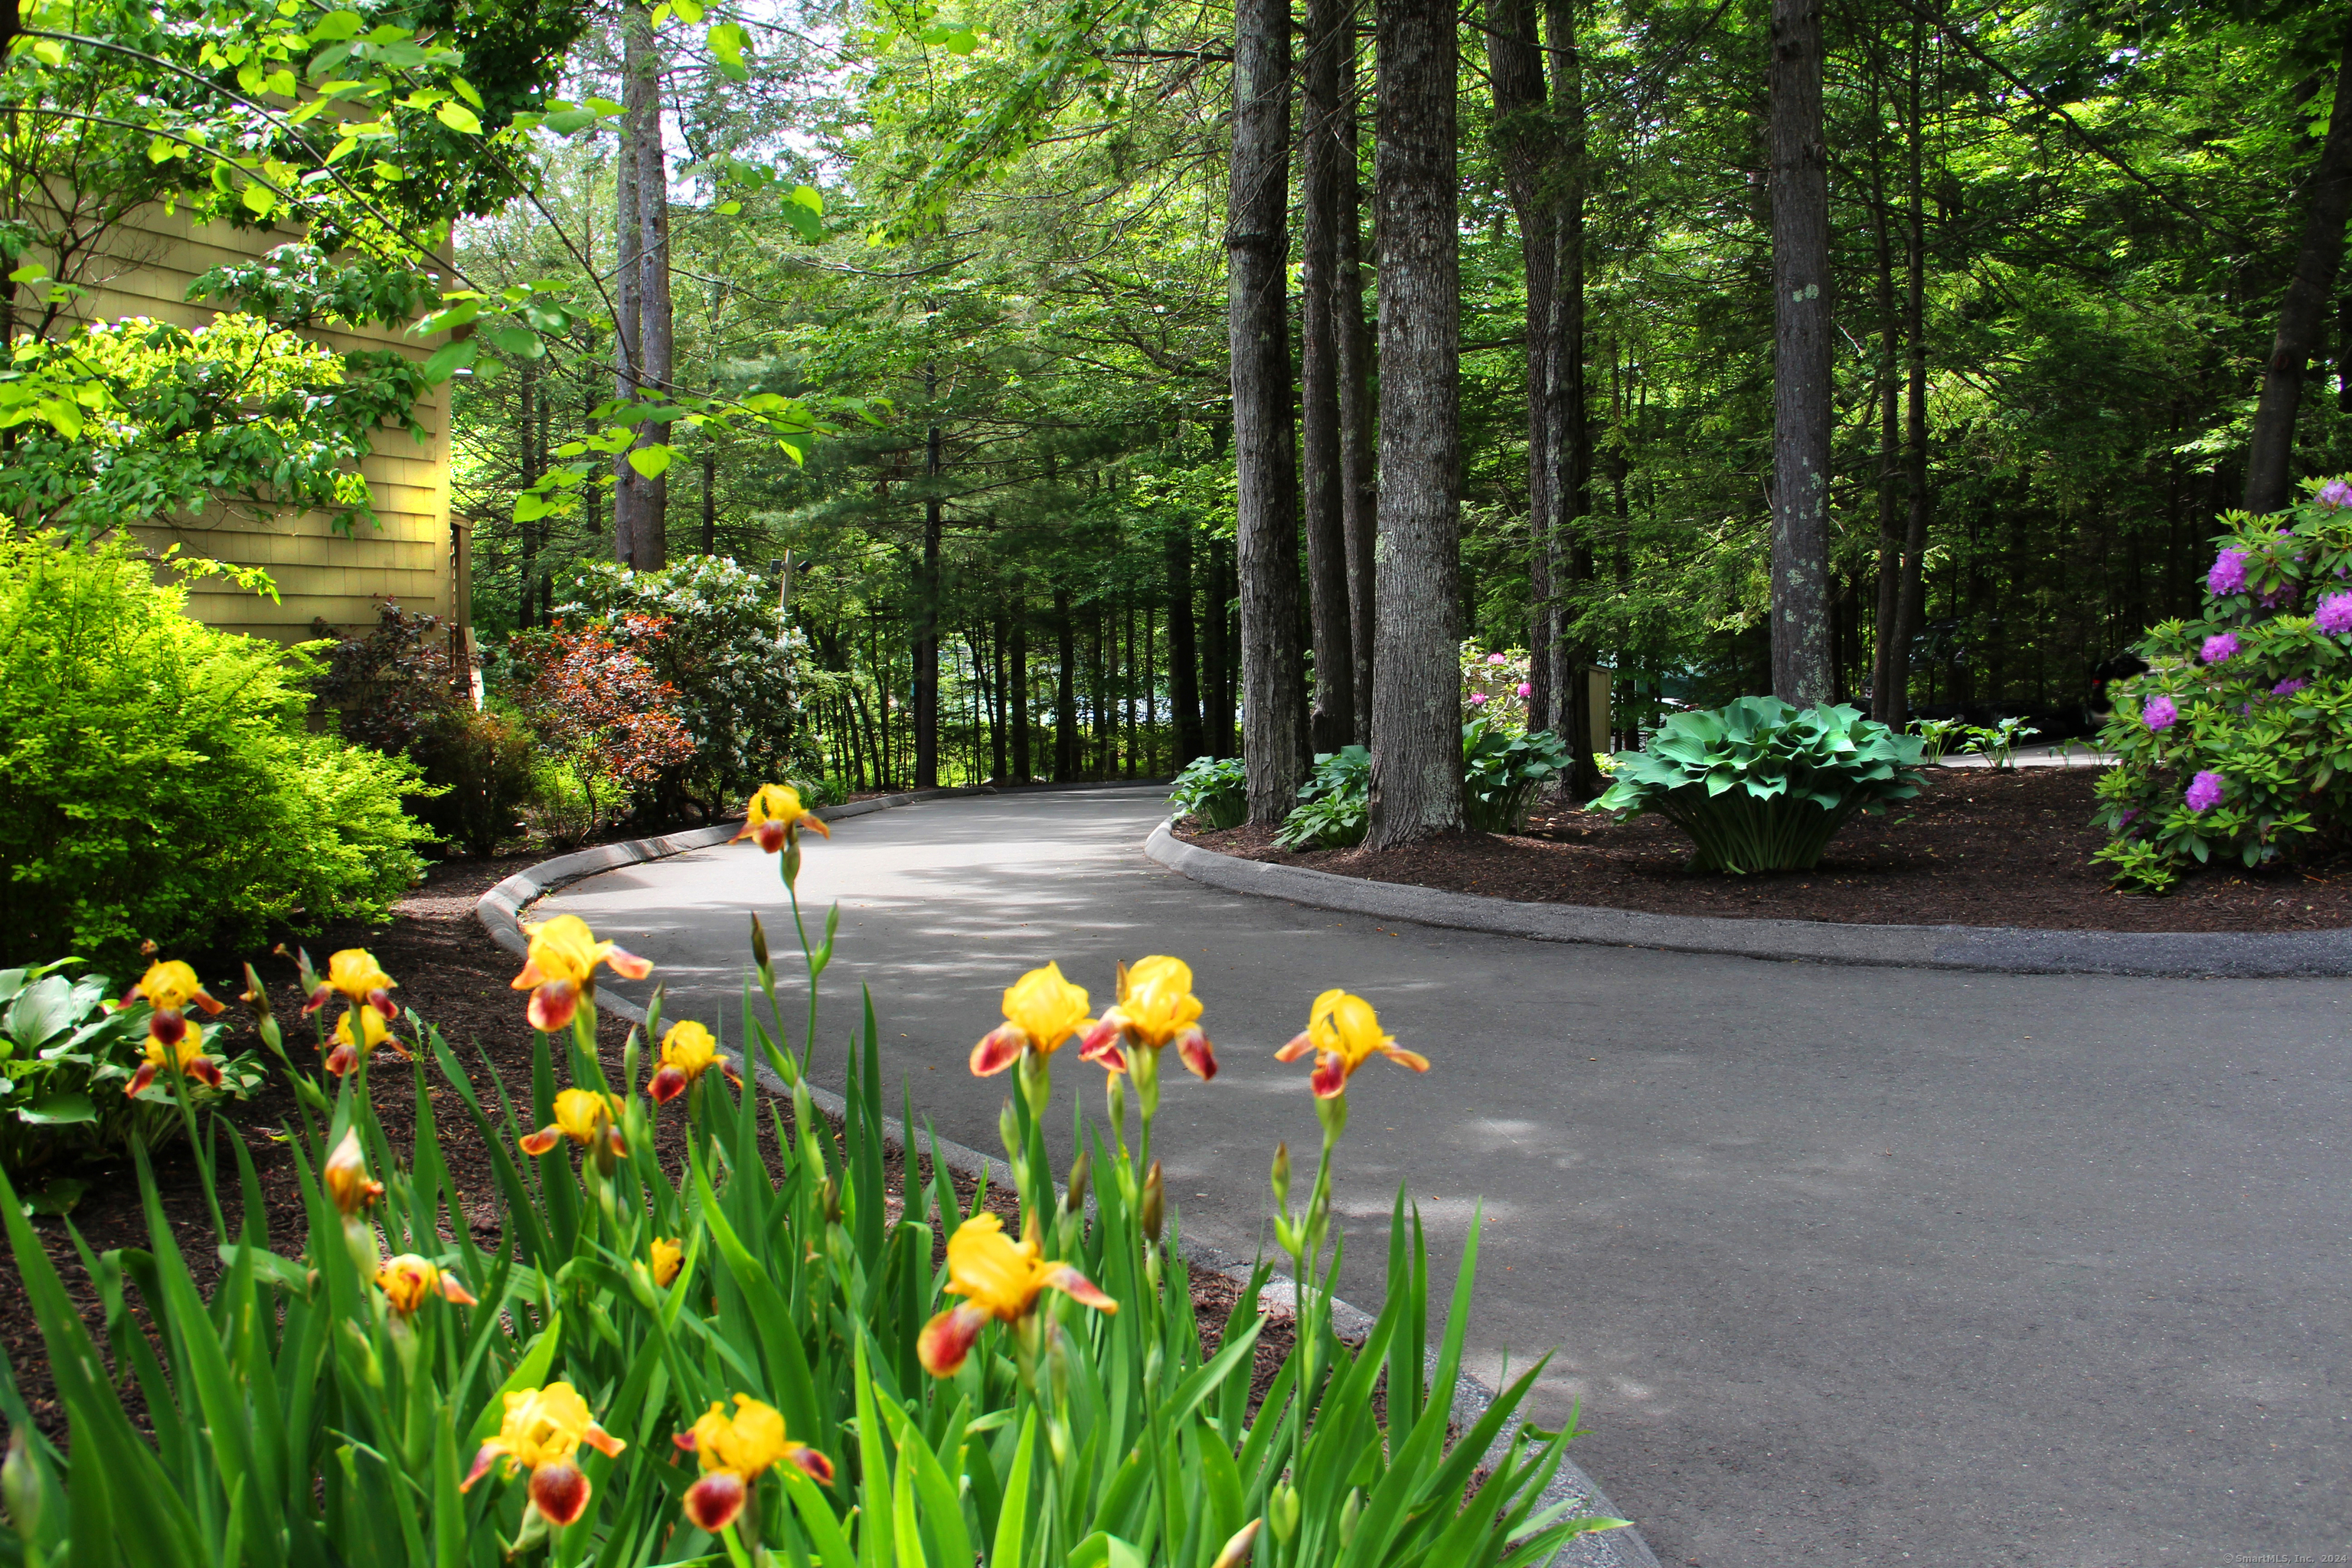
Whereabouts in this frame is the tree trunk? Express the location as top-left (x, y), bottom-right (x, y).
top-left (1302, 0), bottom-right (1357, 753)
top-left (1124, 595), bottom-right (1139, 776)
top-left (1054, 589), bottom-right (1079, 781)
top-left (700, 439), bottom-right (717, 555)
top-left (2245, 14), bottom-right (2352, 514)
top-left (1488, 0), bottom-right (1553, 727)
top-left (1893, 17), bottom-right (1930, 721)
top-left (1366, 0), bottom-right (1464, 848)
top-left (624, 0), bottom-right (671, 570)
top-left (611, 74), bottom-right (644, 565)
top-left (1866, 54), bottom-right (1903, 724)
top-left (1203, 534), bottom-right (1233, 756)
top-left (914, 385), bottom-right (943, 788)
top-left (1230, 0), bottom-right (1307, 822)
top-left (991, 615), bottom-right (1009, 780)
top-left (1541, 0), bottom-right (1596, 793)
top-left (1011, 596), bottom-right (1033, 782)
top-left (518, 357), bottom-right (540, 628)
top-left (1167, 522), bottom-right (1204, 760)
top-left (1768, 0), bottom-right (1834, 703)
top-left (1336, 22), bottom-right (1377, 746)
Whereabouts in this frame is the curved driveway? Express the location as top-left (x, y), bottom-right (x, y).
top-left (534, 786), bottom-right (2350, 1568)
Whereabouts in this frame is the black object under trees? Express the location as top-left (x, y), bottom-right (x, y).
top-left (1334, 21), bottom-right (1377, 746)
top-left (1366, 0), bottom-right (1465, 849)
top-left (913, 380), bottom-right (943, 789)
top-left (1301, 0), bottom-right (1357, 755)
top-left (2245, 13), bottom-right (2352, 516)
top-left (1487, 0), bottom-right (1553, 729)
top-left (1054, 588), bottom-right (1080, 782)
top-left (1010, 594), bottom-right (1033, 783)
top-left (1542, 0), bottom-right (1601, 795)
top-left (1167, 522), bottom-right (1204, 760)
top-left (1768, 0), bottom-right (1833, 704)
top-left (1228, 0), bottom-right (1307, 822)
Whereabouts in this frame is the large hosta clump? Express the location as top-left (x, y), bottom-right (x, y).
top-left (1590, 697), bottom-right (1928, 873)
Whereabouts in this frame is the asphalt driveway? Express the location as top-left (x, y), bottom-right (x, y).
top-left (531, 786), bottom-right (2350, 1568)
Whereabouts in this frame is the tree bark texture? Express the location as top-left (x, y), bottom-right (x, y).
top-left (2244, 14), bottom-right (2352, 515)
top-left (1010, 596), bottom-right (1033, 782)
top-left (1054, 589), bottom-right (1079, 781)
top-left (1229, 0), bottom-right (1307, 821)
top-left (623, 0), bottom-right (671, 570)
top-left (1866, 55), bottom-right (1903, 724)
top-left (1203, 534), bottom-right (1233, 756)
top-left (1541, 0), bottom-right (1596, 791)
top-left (610, 77), bottom-right (644, 565)
top-left (1301, 0), bottom-right (1357, 754)
top-left (1488, 0), bottom-right (1554, 727)
top-left (913, 399), bottom-right (944, 788)
top-left (1366, 0), bottom-right (1465, 848)
top-left (1335, 21), bottom-right (1378, 746)
top-left (1167, 522), bottom-right (1204, 760)
top-left (1893, 22), bottom-right (1930, 721)
top-left (1768, 0), bottom-right (1833, 703)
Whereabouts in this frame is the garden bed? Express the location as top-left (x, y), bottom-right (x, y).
top-left (1176, 766), bottom-right (2352, 933)
top-left (0, 855), bottom-right (1300, 1446)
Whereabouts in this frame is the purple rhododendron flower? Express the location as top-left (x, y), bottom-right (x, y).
top-left (2200, 631), bottom-right (2241, 664)
top-left (2141, 695), bottom-right (2177, 730)
top-left (2318, 479), bottom-right (2352, 508)
top-left (2318, 592), bottom-right (2352, 635)
top-left (1516, 681), bottom-right (1532, 697)
top-left (1468, 691), bottom-right (1489, 706)
top-left (2272, 677), bottom-right (2309, 697)
top-left (2207, 548), bottom-right (2250, 595)
top-left (2260, 583), bottom-right (2301, 609)
top-left (2185, 771), bottom-right (2226, 812)
top-left (1487, 652), bottom-right (1508, 665)
top-left (2117, 808), bottom-right (2137, 826)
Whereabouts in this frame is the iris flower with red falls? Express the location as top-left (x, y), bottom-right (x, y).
top-left (323, 1128), bottom-right (384, 1216)
top-left (325, 1004), bottom-right (410, 1077)
top-left (970, 962), bottom-right (1093, 1076)
top-left (509, 915), bottom-right (652, 1033)
top-left (916, 1212), bottom-right (1116, 1377)
top-left (1275, 990), bottom-right (1429, 1099)
top-left (302, 949), bottom-right (397, 1023)
top-left (125, 959), bottom-right (225, 1017)
top-left (124, 1007), bottom-right (223, 1098)
top-left (460, 1382), bottom-right (626, 1528)
top-left (376, 1254), bottom-right (477, 1315)
top-left (519, 1088), bottom-right (629, 1158)
top-left (730, 782), bottom-right (831, 854)
top-left (648, 1019), bottom-right (727, 1103)
top-left (673, 1394), bottom-right (834, 1532)
top-left (1077, 956), bottom-right (1216, 1081)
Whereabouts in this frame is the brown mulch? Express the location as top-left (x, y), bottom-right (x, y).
top-left (1178, 767), bottom-right (2352, 933)
top-left (0, 855), bottom-right (1296, 1449)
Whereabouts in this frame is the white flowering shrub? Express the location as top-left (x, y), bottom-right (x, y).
top-left (558, 557), bottom-right (813, 815)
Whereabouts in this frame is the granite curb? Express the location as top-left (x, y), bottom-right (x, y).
top-left (471, 789), bottom-right (1658, 1568)
top-left (1144, 821), bottom-right (2352, 978)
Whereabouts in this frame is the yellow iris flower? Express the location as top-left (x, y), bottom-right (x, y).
top-left (323, 1127), bottom-right (384, 1217)
top-left (673, 1394), bottom-right (835, 1532)
top-left (648, 1019), bottom-right (726, 1104)
top-left (304, 948), bottom-right (397, 1021)
top-left (1078, 956), bottom-right (1217, 1081)
top-left (970, 962), bottom-right (1094, 1077)
top-left (520, 1088), bottom-right (629, 1158)
top-left (376, 1254), bottom-right (478, 1315)
top-left (509, 916), bottom-right (653, 1033)
top-left (460, 1381), bottom-right (626, 1528)
top-left (325, 1004), bottom-right (409, 1078)
top-left (1275, 989), bottom-right (1430, 1098)
top-left (124, 959), bottom-right (224, 1017)
top-left (125, 1010), bottom-right (220, 1098)
top-left (916, 1212), bottom-right (1116, 1377)
top-left (730, 782), bottom-right (831, 854)
top-left (649, 1237), bottom-right (684, 1289)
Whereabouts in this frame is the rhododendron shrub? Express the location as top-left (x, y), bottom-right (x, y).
top-left (2095, 479), bottom-right (2352, 891)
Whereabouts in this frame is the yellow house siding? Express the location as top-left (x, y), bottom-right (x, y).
top-left (63, 203), bottom-right (461, 646)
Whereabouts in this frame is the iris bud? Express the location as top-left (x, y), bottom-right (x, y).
top-left (749, 913), bottom-right (772, 979)
top-left (1065, 1148), bottom-right (1090, 1214)
top-left (1141, 1160), bottom-right (1164, 1243)
top-left (1269, 1141), bottom-right (1291, 1208)
top-left (1269, 1483), bottom-right (1300, 1543)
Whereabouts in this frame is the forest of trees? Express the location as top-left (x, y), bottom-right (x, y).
top-left (446, 0), bottom-right (2352, 831)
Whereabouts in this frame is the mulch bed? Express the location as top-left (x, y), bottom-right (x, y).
top-left (1178, 766), bottom-right (2352, 933)
top-left (1, 854), bottom-right (1298, 1449)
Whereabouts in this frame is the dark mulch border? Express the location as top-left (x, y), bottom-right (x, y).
top-left (1178, 767), bottom-right (2352, 933)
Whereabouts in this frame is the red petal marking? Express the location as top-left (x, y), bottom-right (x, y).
top-left (302, 984), bottom-right (334, 1016)
top-left (125, 1063), bottom-right (156, 1098)
top-left (384, 1034), bottom-right (413, 1060)
top-left (459, 1443), bottom-right (504, 1493)
top-left (1377, 1044), bottom-right (1432, 1073)
top-left (1273, 1032), bottom-right (1314, 1063)
top-left (368, 989), bottom-right (397, 1021)
top-left (683, 1472), bottom-right (746, 1534)
top-left (648, 1067), bottom-right (687, 1105)
top-left (191, 989), bottom-right (226, 1016)
top-left (1176, 1029), bottom-right (1217, 1082)
top-left (324, 1044), bottom-right (357, 1079)
top-left (583, 1423), bottom-right (626, 1459)
top-left (1043, 1263), bottom-right (1118, 1313)
top-left (519, 1128), bottom-right (561, 1156)
top-left (1308, 1054), bottom-right (1349, 1099)
top-left (1080, 1036), bottom-right (1128, 1074)
top-left (605, 1126), bottom-right (629, 1158)
top-left (786, 1444), bottom-right (835, 1485)
top-left (149, 1011), bottom-right (186, 1047)
top-left (437, 1274), bottom-right (479, 1306)
top-left (672, 1431), bottom-right (700, 1455)
top-left (187, 1057), bottom-right (223, 1089)
top-left (605, 946), bottom-right (653, 981)
top-left (969, 1025), bottom-right (1024, 1077)
top-left (916, 1303), bottom-right (988, 1377)
top-left (800, 815), bottom-right (831, 838)
top-left (527, 981), bottom-right (578, 1034)
top-left (528, 1461), bottom-right (592, 1527)
top-left (753, 820), bottom-right (789, 854)
top-left (729, 819), bottom-right (755, 843)
top-left (1077, 1018), bottom-right (1122, 1059)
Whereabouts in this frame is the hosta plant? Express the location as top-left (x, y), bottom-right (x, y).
top-left (1276, 746), bottom-right (1372, 851)
top-left (0, 784), bottom-right (1623, 1568)
top-left (1168, 755), bottom-right (1248, 830)
top-left (1590, 697), bottom-right (1928, 873)
top-left (2093, 478), bottom-right (2352, 893)
top-left (1462, 722), bottom-right (1569, 834)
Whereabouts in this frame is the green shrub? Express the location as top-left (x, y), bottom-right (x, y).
top-left (0, 835), bottom-right (1622, 1568)
top-left (0, 531), bottom-right (430, 963)
top-left (1461, 720), bottom-right (1568, 833)
top-left (1276, 746), bottom-right (1371, 850)
top-left (1958, 717), bottom-right (2040, 769)
top-left (2092, 479), bottom-right (2352, 890)
top-left (1591, 697), bottom-right (1928, 873)
top-left (0, 959), bottom-right (263, 1191)
top-left (1168, 753), bottom-right (1248, 829)
top-left (413, 707), bottom-right (536, 855)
